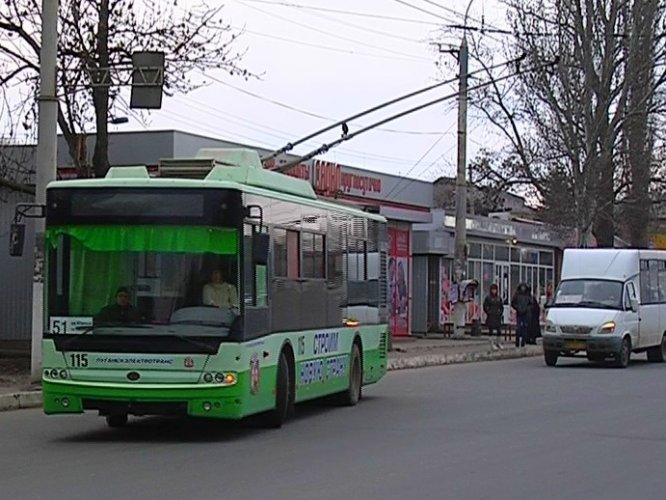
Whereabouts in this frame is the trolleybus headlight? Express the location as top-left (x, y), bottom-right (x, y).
top-left (224, 373), bottom-right (237, 385)
top-left (61, 398), bottom-right (70, 407)
top-left (43, 369), bottom-right (51, 378)
top-left (50, 369), bottom-right (59, 378)
top-left (203, 372), bottom-right (213, 383)
top-left (214, 372), bottom-right (224, 383)
top-left (59, 370), bottom-right (68, 379)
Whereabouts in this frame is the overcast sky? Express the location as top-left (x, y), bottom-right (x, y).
top-left (5, 0), bottom-right (509, 180)
top-left (122, 0), bottom-right (508, 180)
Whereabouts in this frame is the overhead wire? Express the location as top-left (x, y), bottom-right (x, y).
top-left (200, 70), bottom-right (455, 135)
top-left (391, 0), bottom-right (459, 24)
top-left (237, 0), bottom-right (433, 62)
top-left (273, 57), bottom-right (558, 172)
top-left (234, 26), bottom-right (432, 64)
top-left (232, 0), bottom-right (443, 26)
top-left (170, 94), bottom-right (453, 167)
top-left (388, 117), bottom-right (485, 198)
top-left (263, 55), bottom-right (524, 161)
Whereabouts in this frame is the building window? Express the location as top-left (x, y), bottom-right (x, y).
top-left (468, 243), bottom-right (481, 259)
top-left (482, 244), bottom-right (494, 260)
top-left (539, 251), bottom-right (553, 266)
top-left (510, 247), bottom-right (520, 262)
top-left (495, 245), bottom-right (509, 261)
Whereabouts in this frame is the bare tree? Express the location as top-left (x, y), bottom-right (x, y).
top-left (0, 84), bottom-right (35, 197)
top-left (621, 0), bottom-right (663, 247)
top-left (449, 0), bottom-right (666, 247)
top-left (0, 0), bottom-right (251, 178)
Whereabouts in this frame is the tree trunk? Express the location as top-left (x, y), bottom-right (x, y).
top-left (624, 0), bottom-right (658, 248)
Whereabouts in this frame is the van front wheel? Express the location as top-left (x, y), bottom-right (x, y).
top-left (614, 337), bottom-right (631, 368)
top-left (544, 350), bottom-right (558, 367)
top-left (647, 335), bottom-right (666, 363)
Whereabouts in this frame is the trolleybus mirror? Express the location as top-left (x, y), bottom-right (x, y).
top-left (252, 233), bottom-right (270, 266)
top-left (9, 223), bottom-right (25, 257)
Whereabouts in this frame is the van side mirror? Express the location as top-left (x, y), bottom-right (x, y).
top-left (630, 298), bottom-right (639, 313)
top-left (9, 223), bottom-right (26, 257)
top-left (252, 233), bottom-right (270, 266)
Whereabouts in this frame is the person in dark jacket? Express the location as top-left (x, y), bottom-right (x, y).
top-left (483, 284), bottom-right (503, 342)
top-left (511, 283), bottom-right (533, 347)
top-left (96, 286), bottom-right (141, 324)
top-left (527, 292), bottom-right (541, 345)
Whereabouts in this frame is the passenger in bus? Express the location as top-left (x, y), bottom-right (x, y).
top-left (96, 286), bottom-right (142, 324)
top-left (203, 269), bottom-right (239, 310)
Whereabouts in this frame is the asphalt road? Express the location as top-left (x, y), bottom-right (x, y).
top-left (2, 355), bottom-right (666, 500)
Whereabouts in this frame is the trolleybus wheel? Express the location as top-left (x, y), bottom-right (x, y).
top-left (105, 414), bottom-right (128, 428)
top-left (265, 351), bottom-right (291, 428)
top-left (336, 342), bottom-right (362, 406)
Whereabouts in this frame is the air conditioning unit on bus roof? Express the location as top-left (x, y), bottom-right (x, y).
top-left (158, 149), bottom-right (264, 179)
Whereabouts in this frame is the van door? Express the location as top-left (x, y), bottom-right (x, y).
top-left (624, 282), bottom-right (641, 348)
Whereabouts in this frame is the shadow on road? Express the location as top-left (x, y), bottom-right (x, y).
top-left (545, 357), bottom-right (653, 369)
top-left (51, 396), bottom-right (382, 444)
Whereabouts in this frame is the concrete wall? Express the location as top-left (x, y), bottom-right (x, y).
top-left (0, 188), bottom-right (35, 343)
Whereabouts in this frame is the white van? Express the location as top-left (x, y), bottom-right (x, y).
top-left (542, 249), bottom-right (666, 368)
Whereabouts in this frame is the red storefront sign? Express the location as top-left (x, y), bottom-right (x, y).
top-left (388, 227), bottom-right (410, 336)
top-left (313, 160), bottom-right (382, 197)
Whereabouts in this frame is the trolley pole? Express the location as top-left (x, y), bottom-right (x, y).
top-left (452, 35), bottom-right (469, 339)
top-left (31, 0), bottom-right (59, 380)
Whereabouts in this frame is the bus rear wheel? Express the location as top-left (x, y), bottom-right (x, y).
top-left (264, 351), bottom-right (292, 428)
top-left (336, 342), bottom-right (362, 406)
top-left (105, 414), bottom-right (128, 428)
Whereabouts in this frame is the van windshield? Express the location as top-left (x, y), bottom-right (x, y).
top-left (552, 279), bottom-right (624, 310)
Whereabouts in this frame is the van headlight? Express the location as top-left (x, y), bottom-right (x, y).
top-left (544, 321), bottom-right (557, 333)
top-left (599, 321), bottom-right (616, 334)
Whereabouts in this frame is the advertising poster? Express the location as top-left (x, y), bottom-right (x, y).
top-left (388, 227), bottom-right (410, 336)
top-left (439, 260), bottom-right (452, 327)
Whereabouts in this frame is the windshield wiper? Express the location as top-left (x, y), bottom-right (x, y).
top-left (170, 319), bottom-right (229, 328)
top-left (172, 335), bottom-right (218, 354)
top-left (58, 323), bottom-right (150, 348)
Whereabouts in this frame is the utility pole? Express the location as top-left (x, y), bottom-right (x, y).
top-left (452, 0), bottom-right (477, 339)
top-left (452, 35), bottom-right (469, 339)
top-left (31, 0), bottom-right (59, 380)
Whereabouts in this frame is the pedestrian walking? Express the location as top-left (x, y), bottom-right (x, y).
top-left (511, 283), bottom-right (533, 347)
top-left (527, 291), bottom-right (541, 345)
top-left (483, 284), bottom-right (503, 347)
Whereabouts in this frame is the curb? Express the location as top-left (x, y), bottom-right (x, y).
top-left (0, 391), bottom-right (43, 412)
top-left (0, 348), bottom-right (543, 412)
top-left (387, 346), bottom-right (542, 371)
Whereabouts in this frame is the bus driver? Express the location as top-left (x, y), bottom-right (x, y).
top-left (203, 269), bottom-right (239, 310)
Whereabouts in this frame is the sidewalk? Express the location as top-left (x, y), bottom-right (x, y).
top-left (0, 336), bottom-right (543, 412)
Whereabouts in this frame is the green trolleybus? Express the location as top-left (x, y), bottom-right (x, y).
top-left (40, 149), bottom-right (389, 428)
